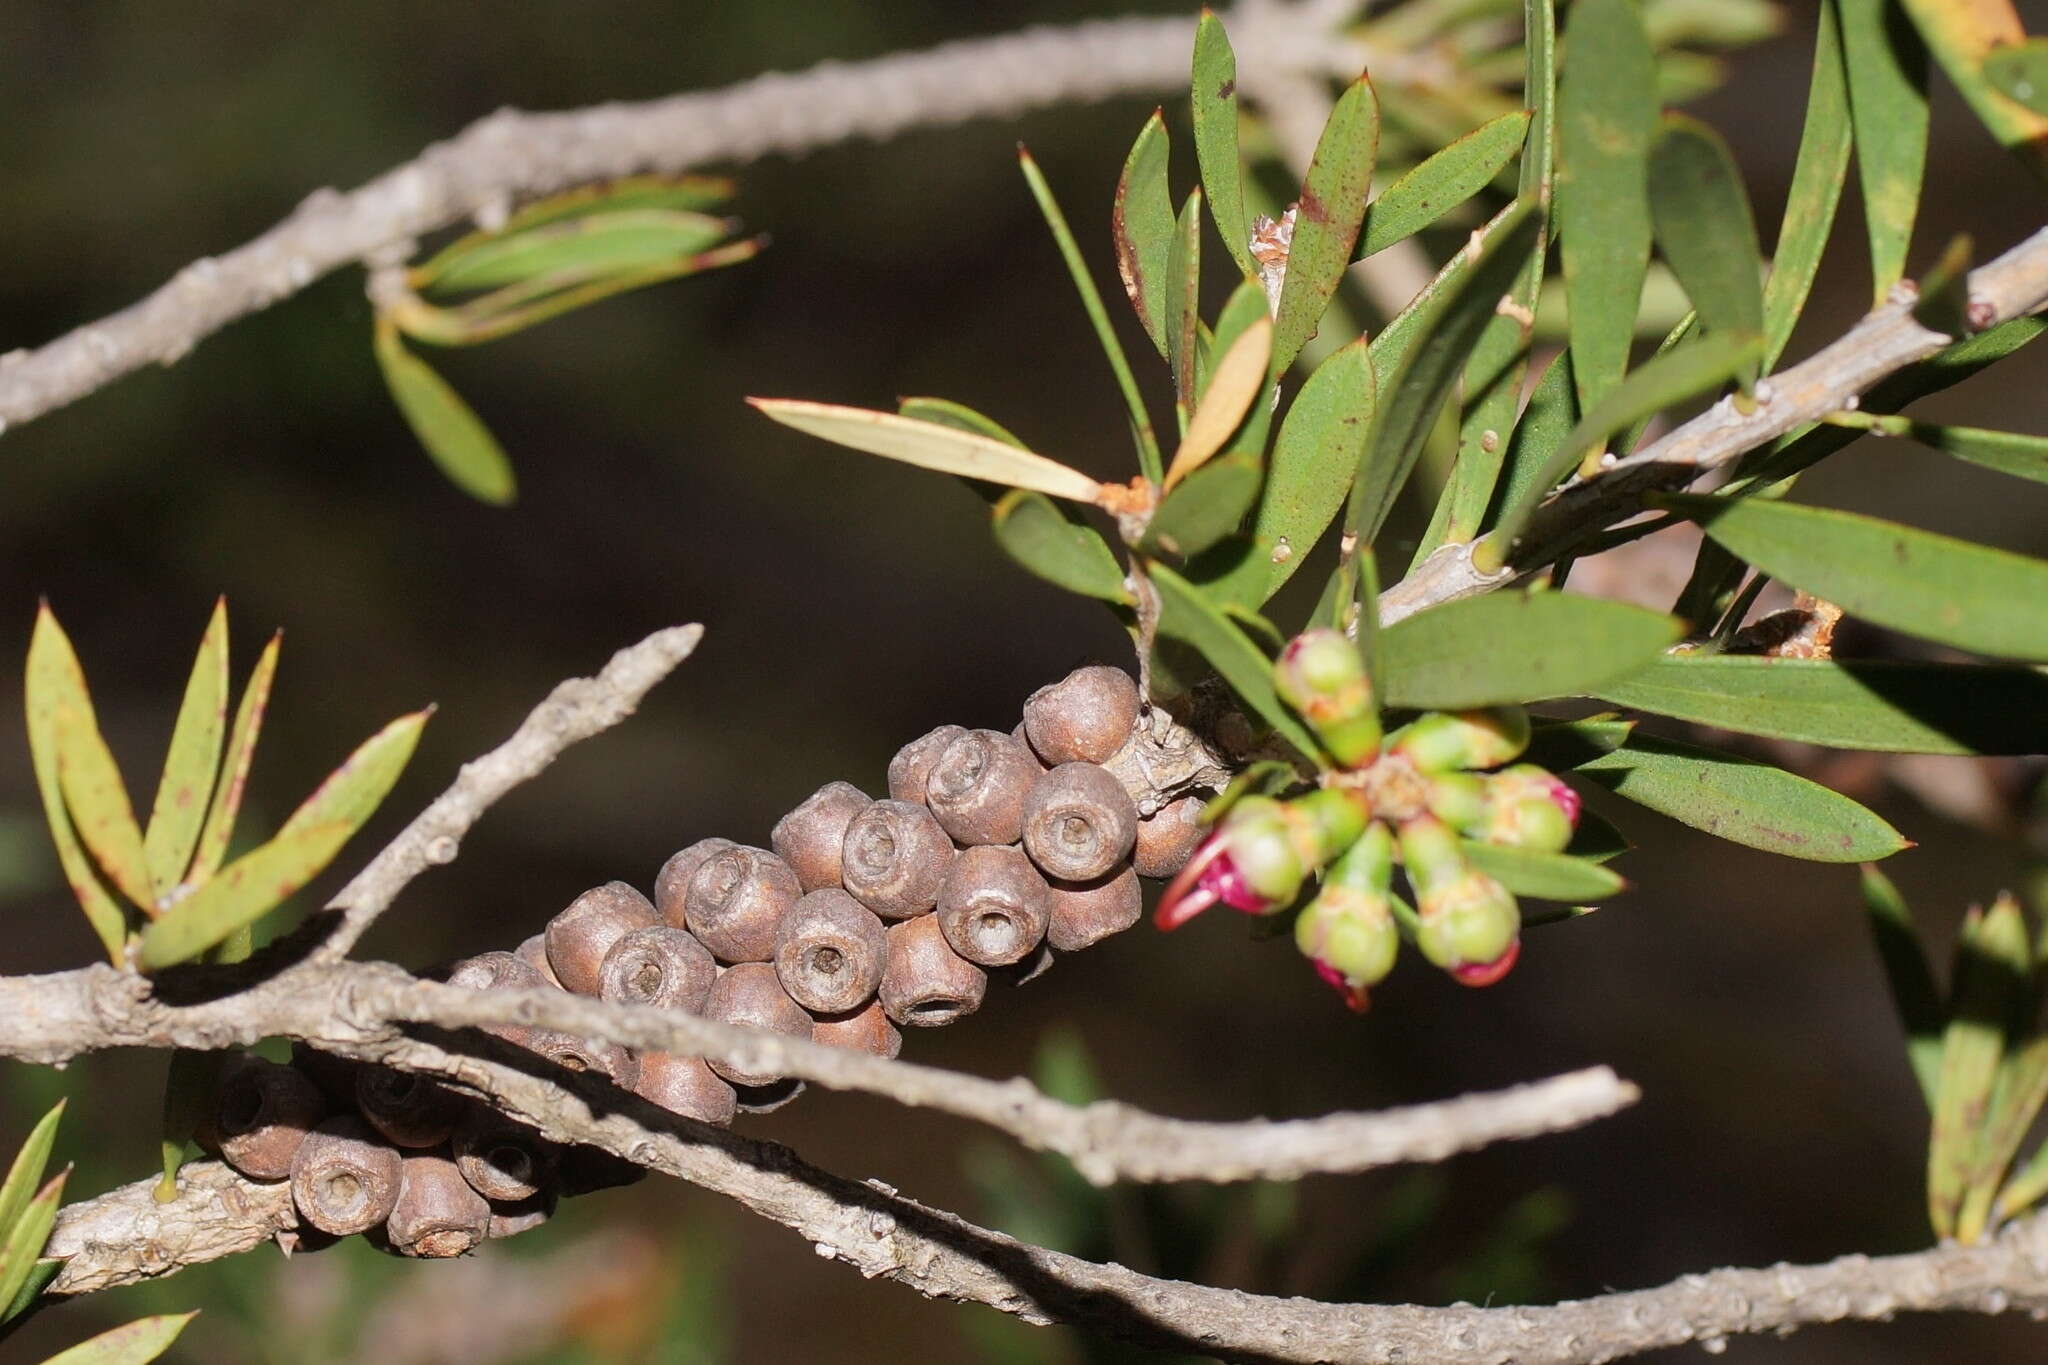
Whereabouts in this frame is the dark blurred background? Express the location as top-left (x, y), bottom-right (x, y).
top-left (2, 3), bottom-right (2047, 1361)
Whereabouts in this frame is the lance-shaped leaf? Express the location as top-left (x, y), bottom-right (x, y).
top-left (53, 696), bottom-right (153, 913)
top-left (749, 401), bottom-right (1105, 504)
top-left (1831, 412), bottom-right (2048, 486)
top-left (1271, 75), bottom-right (1379, 376)
top-left (1573, 733), bottom-right (1908, 862)
top-left (1983, 36), bottom-right (2048, 114)
top-left (1200, 337), bottom-right (1374, 609)
top-left (1557, 0), bottom-right (1657, 417)
top-left (1928, 896), bottom-right (2031, 1238)
top-left (991, 491), bottom-right (1130, 603)
top-left (26, 608), bottom-right (128, 962)
top-left (1525, 715), bottom-right (1636, 771)
top-left (373, 318), bottom-right (516, 506)
top-left (1486, 348), bottom-right (1578, 535)
top-left (1463, 842), bottom-right (1626, 902)
top-left (1571, 806), bottom-right (1632, 864)
top-left (3, 1257), bottom-right (57, 1326)
top-left (1150, 562), bottom-right (1321, 760)
top-left (0, 1168), bottom-right (67, 1321)
top-left (0, 1103), bottom-right (63, 1246)
top-left (1656, 493), bottom-right (2048, 661)
top-left (139, 708), bottom-right (430, 971)
top-left (1763, 0), bottom-right (1853, 368)
top-left (1167, 189), bottom-right (1204, 416)
top-left (1595, 655), bottom-right (2048, 755)
top-left (143, 600), bottom-right (228, 901)
top-left (1960, 1030), bottom-right (2048, 1242)
top-left (1351, 203), bottom-right (1541, 547)
top-left (37, 1313), bottom-right (200, 1365)
top-left (1859, 864), bottom-right (1942, 1106)
top-left (1381, 591), bottom-right (1680, 709)
top-left (1484, 330), bottom-right (1762, 557)
top-left (1647, 115), bottom-right (1764, 390)
top-left (416, 174), bottom-right (733, 269)
top-left (1164, 314), bottom-right (1271, 491)
top-left (897, 397), bottom-right (1027, 448)
top-left (1017, 148), bottom-right (1162, 482)
top-left (1898, 0), bottom-right (2048, 183)
top-left (1357, 109), bottom-right (1532, 260)
top-left (190, 632), bottom-right (280, 885)
top-left (1144, 453), bottom-right (1262, 558)
top-left (1840, 0), bottom-right (1929, 302)
top-left (415, 209), bottom-right (734, 296)
top-left (1112, 111), bottom-right (1175, 357)
top-left (1192, 12), bottom-right (1254, 277)
top-left (1199, 278), bottom-right (1271, 409)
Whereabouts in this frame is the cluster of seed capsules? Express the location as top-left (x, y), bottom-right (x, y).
top-left (1154, 628), bottom-right (1584, 1012)
top-left (192, 664), bottom-right (1210, 1257)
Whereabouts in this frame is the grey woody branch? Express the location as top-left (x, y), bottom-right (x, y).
top-left (0, 5), bottom-right (1403, 434)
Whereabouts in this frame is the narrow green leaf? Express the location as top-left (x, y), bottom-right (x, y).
top-left (1982, 36), bottom-right (2048, 115)
top-left (1557, 0), bottom-right (1658, 416)
top-left (1379, 591), bottom-right (1681, 709)
top-left (1839, 0), bottom-right (1929, 302)
top-left (1484, 331), bottom-right (1762, 560)
top-left (0, 1169), bottom-right (67, 1320)
top-left (1016, 148), bottom-right (1162, 482)
top-left (143, 600), bottom-right (228, 902)
top-left (1486, 349), bottom-right (1579, 536)
top-left (1165, 314), bottom-right (1270, 491)
top-left (1859, 864), bottom-right (1942, 1106)
top-left (419, 174), bottom-right (733, 265)
top-left (1199, 337), bottom-right (1374, 608)
top-left (1897, 0), bottom-right (2048, 184)
top-left (1463, 842), bottom-right (1626, 902)
top-left (3, 1257), bottom-right (57, 1326)
top-left (1149, 562), bottom-right (1321, 760)
top-left (415, 209), bottom-right (733, 296)
top-left (748, 400), bottom-right (1104, 504)
top-left (1271, 76), bottom-right (1378, 377)
top-left (1570, 806), bottom-right (1632, 863)
top-left (137, 822), bottom-right (352, 970)
top-left (1201, 279), bottom-right (1272, 407)
top-left (896, 397), bottom-right (1027, 448)
top-left (1144, 453), bottom-right (1262, 558)
top-left (1763, 0), bottom-right (1852, 368)
top-left (1192, 12), bottom-right (1254, 276)
top-left (1656, 494), bottom-right (2048, 660)
top-left (25, 607), bottom-right (127, 962)
top-left (1525, 715), bottom-right (1636, 771)
top-left (53, 701), bottom-right (153, 913)
top-left (1929, 897), bottom-right (2030, 1237)
top-left (1351, 202), bottom-right (1542, 546)
top-left (1594, 655), bottom-right (2048, 755)
top-left (1357, 110), bottom-right (1531, 259)
top-left (1647, 114), bottom-right (1765, 389)
top-left (36, 1313), bottom-right (200, 1365)
top-left (373, 318), bottom-right (516, 505)
top-left (190, 632), bottom-right (280, 885)
top-left (1836, 413), bottom-right (2048, 485)
top-left (1167, 189), bottom-right (1204, 418)
top-left (1573, 733), bottom-right (1908, 862)
top-left (0, 1103), bottom-right (64, 1245)
top-left (276, 709), bottom-right (431, 846)
top-left (991, 491), bottom-right (1131, 603)
top-left (1112, 111), bottom-right (1175, 357)
top-left (1961, 1031), bottom-right (2048, 1241)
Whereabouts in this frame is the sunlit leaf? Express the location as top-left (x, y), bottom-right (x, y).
top-left (1165, 314), bottom-right (1271, 491)
top-left (190, 632), bottom-right (280, 885)
top-left (1462, 842), bottom-right (1626, 902)
top-left (53, 699), bottom-right (153, 913)
top-left (1192, 12), bottom-right (1254, 276)
top-left (1272, 75), bottom-right (1379, 375)
top-left (1656, 493), bottom-right (2048, 660)
top-left (896, 397), bottom-right (1027, 448)
top-left (26, 608), bottom-right (128, 962)
top-left (1357, 109), bottom-right (1531, 259)
top-left (1859, 864), bottom-right (1942, 1106)
top-left (373, 318), bottom-right (516, 505)
top-left (36, 1313), bottom-right (200, 1365)
top-left (1557, 0), bottom-right (1657, 416)
top-left (1380, 591), bottom-right (1681, 709)
top-left (1112, 111), bottom-right (1175, 357)
top-left (0, 1168), bottom-right (67, 1322)
top-left (1762, 0), bottom-right (1853, 367)
top-left (1839, 0), bottom-right (1929, 301)
top-left (1145, 453), bottom-right (1262, 558)
top-left (1897, 0), bottom-right (2048, 183)
top-left (1982, 35), bottom-right (2048, 114)
top-left (1149, 562), bottom-right (1321, 760)
top-left (142, 600), bottom-right (228, 902)
top-left (1646, 114), bottom-right (1764, 389)
top-left (0, 1102), bottom-right (63, 1246)
top-left (749, 400), bottom-right (1104, 504)
top-left (1594, 655), bottom-right (2048, 754)
top-left (1572, 733), bottom-right (1908, 862)
top-left (1928, 896), bottom-right (2029, 1237)
top-left (415, 209), bottom-right (733, 295)
top-left (276, 709), bottom-right (431, 845)
top-left (991, 490), bottom-right (1130, 602)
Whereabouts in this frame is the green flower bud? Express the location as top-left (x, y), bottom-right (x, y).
top-left (1478, 765), bottom-right (1579, 853)
top-left (1414, 869), bottom-right (1521, 987)
top-left (1222, 798), bottom-right (1309, 906)
top-left (1395, 813), bottom-right (1468, 898)
top-left (1274, 630), bottom-right (1382, 769)
top-left (1294, 823), bottom-right (1399, 1011)
top-left (1388, 707), bottom-right (1532, 773)
top-left (1423, 772), bottom-right (1489, 834)
top-left (1283, 787), bottom-right (1371, 870)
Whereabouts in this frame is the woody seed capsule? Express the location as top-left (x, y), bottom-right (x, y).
top-left (1021, 762), bottom-right (1138, 881)
top-left (926, 729), bottom-right (1040, 846)
top-left (524, 1029), bottom-right (637, 1087)
top-left (735, 1078), bottom-right (807, 1113)
top-left (388, 1150), bottom-right (492, 1258)
top-left (290, 1115), bottom-right (403, 1236)
top-left (598, 925), bottom-right (718, 1014)
top-left (1132, 796), bottom-right (1206, 879)
top-left (630, 1051), bottom-right (739, 1125)
top-left (512, 934), bottom-right (564, 988)
top-left (879, 914), bottom-right (987, 1027)
top-left (702, 961), bottom-right (814, 1087)
top-left (545, 881), bottom-right (659, 995)
top-left (935, 844), bottom-right (1051, 967)
top-left (452, 1107), bottom-right (559, 1202)
top-left (487, 1189), bottom-right (557, 1240)
top-left (445, 949), bottom-right (557, 1047)
top-left (356, 1067), bottom-right (465, 1149)
top-left (887, 725), bottom-right (967, 804)
top-left (840, 799), bottom-right (954, 919)
top-left (1022, 665), bottom-right (1140, 766)
top-left (811, 999), bottom-right (903, 1059)
top-left (774, 888), bottom-right (887, 1014)
top-left (686, 846), bottom-right (801, 963)
top-left (1046, 866), bottom-right (1143, 952)
top-left (655, 837), bottom-right (735, 928)
top-left (771, 782), bottom-right (873, 892)
top-left (203, 1055), bottom-right (329, 1181)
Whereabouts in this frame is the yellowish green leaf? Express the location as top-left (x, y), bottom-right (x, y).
top-left (1165, 314), bottom-right (1271, 491)
top-left (36, 1313), bottom-right (200, 1365)
top-left (373, 318), bottom-right (516, 505)
top-left (190, 632), bottom-right (280, 885)
top-left (25, 607), bottom-right (127, 961)
top-left (749, 400), bottom-right (1104, 504)
top-left (143, 600), bottom-right (228, 901)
